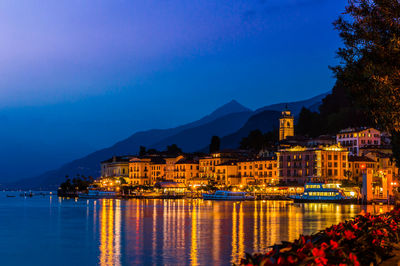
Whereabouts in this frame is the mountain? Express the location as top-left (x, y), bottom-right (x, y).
top-left (7, 92), bottom-right (327, 189)
top-left (218, 110), bottom-right (281, 150)
top-left (254, 92), bottom-right (329, 115)
top-left (7, 101), bottom-right (252, 189)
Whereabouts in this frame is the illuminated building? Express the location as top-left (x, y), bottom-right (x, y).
top-left (174, 158), bottom-right (200, 184)
top-left (164, 155), bottom-right (185, 181)
top-left (129, 158), bottom-right (152, 185)
top-left (101, 156), bottom-right (134, 182)
top-left (348, 155), bottom-right (377, 182)
top-left (215, 161), bottom-right (239, 186)
top-left (279, 108), bottom-right (294, 141)
top-left (276, 144), bottom-right (349, 184)
top-left (199, 150), bottom-right (247, 180)
top-left (236, 157), bottom-right (278, 185)
top-left (336, 127), bottom-right (381, 155)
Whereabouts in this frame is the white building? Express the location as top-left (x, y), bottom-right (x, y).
top-left (336, 127), bottom-right (381, 155)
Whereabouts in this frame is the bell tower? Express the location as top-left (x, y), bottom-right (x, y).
top-left (279, 105), bottom-right (294, 141)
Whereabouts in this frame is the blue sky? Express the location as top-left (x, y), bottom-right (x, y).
top-left (0, 0), bottom-right (348, 180)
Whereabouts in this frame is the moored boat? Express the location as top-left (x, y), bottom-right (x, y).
top-left (79, 189), bottom-right (118, 199)
top-left (289, 182), bottom-right (358, 203)
top-left (202, 190), bottom-right (254, 201)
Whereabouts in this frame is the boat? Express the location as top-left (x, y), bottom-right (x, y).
top-left (79, 190), bottom-right (118, 199)
top-left (202, 190), bottom-right (254, 201)
top-left (289, 182), bottom-right (358, 203)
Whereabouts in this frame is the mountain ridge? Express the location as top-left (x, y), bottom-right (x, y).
top-left (6, 92), bottom-right (328, 189)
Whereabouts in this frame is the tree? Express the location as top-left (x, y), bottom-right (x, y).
top-left (166, 144), bottom-right (182, 154)
top-left (296, 107), bottom-right (321, 137)
top-left (332, 0), bottom-right (400, 164)
top-left (209, 136), bottom-right (221, 154)
top-left (139, 146), bottom-right (146, 156)
top-left (240, 130), bottom-right (265, 151)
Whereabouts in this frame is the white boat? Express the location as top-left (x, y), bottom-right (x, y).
top-left (79, 190), bottom-right (118, 199)
top-left (289, 182), bottom-right (357, 203)
top-left (202, 190), bottom-right (254, 201)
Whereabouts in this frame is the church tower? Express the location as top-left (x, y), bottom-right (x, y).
top-left (279, 105), bottom-right (294, 141)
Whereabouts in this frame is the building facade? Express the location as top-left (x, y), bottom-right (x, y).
top-left (277, 144), bottom-right (349, 184)
top-left (336, 127), bottom-right (381, 155)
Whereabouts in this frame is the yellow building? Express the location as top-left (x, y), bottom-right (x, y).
top-left (174, 159), bottom-right (199, 184)
top-left (215, 161), bottom-right (239, 186)
top-left (279, 108), bottom-right (294, 141)
top-left (237, 158), bottom-right (278, 185)
top-left (129, 158), bottom-right (152, 185)
top-left (199, 151), bottom-right (245, 179)
top-left (348, 155), bottom-right (377, 182)
top-left (101, 156), bottom-right (133, 182)
top-left (164, 155), bottom-right (185, 181)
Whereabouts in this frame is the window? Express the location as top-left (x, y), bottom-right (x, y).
top-left (328, 155), bottom-right (332, 160)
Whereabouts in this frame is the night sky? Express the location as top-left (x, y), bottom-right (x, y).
top-left (0, 0), bottom-right (348, 180)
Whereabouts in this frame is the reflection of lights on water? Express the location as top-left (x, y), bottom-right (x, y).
top-left (99, 200), bottom-right (121, 266)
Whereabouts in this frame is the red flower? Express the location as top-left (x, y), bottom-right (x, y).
top-left (277, 256), bottom-right (285, 264)
top-left (344, 230), bottom-right (356, 240)
top-left (315, 256), bottom-right (328, 265)
top-left (320, 242), bottom-right (329, 250)
top-left (312, 248), bottom-right (325, 258)
top-left (287, 255), bottom-right (297, 264)
top-left (330, 239), bottom-right (339, 250)
top-left (349, 253), bottom-right (360, 266)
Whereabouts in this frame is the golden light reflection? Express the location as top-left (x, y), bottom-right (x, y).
top-left (190, 201), bottom-right (198, 266)
top-left (99, 199), bottom-right (121, 266)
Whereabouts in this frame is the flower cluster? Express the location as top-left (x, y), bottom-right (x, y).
top-left (240, 208), bottom-right (400, 265)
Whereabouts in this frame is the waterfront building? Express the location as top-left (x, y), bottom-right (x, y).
top-left (215, 161), bottom-right (239, 186)
top-left (129, 157), bottom-right (152, 185)
top-left (101, 156), bottom-right (135, 182)
top-left (199, 150), bottom-right (247, 179)
top-left (237, 157), bottom-right (278, 185)
top-left (348, 155), bottom-right (377, 182)
top-left (164, 155), bottom-right (185, 181)
top-left (336, 127), bottom-right (381, 155)
top-left (174, 158), bottom-right (200, 184)
top-left (279, 108), bottom-right (294, 141)
top-left (276, 144), bottom-right (349, 184)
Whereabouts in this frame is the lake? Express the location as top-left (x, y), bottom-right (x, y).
top-left (0, 192), bottom-right (393, 266)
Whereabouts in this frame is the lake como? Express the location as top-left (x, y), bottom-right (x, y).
top-left (0, 193), bottom-right (393, 266)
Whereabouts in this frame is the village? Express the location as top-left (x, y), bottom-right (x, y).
top-left (84, 108), bottom-right (399, 203)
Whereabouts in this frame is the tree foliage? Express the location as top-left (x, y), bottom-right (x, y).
top-left (240, 129), bottom-right (278, 151)
top-left (166, 144), bottom-right (182, 154)
top-left (331, 0), bottom-right (400, 165)
top-left (209, 135), bottom-right (221, 154)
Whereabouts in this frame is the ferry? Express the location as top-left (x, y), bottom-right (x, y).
top-left (289, 182), bottom-right (358, 203)
top-left (202, 190), bottom-right (255, 201)
top-left (79, 189), bottom-right (118, 199)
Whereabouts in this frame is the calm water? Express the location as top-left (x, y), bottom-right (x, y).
top-left (0, 192), bottom-right (393, 266)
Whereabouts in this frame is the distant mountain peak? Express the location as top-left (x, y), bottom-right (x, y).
top-left (210, 100), bottom-right (251, 118)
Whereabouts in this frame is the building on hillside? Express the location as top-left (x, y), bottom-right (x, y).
top-left (101, 156), bottom-right (135, 181)
top-left (279, 108), bottom-right (294, 141)
top-left (336, 127), bottom-right (381, 155)
top-left (174, 158), bottom-right (199, 184)
top-left (276, 144), bottom-right (349, 184)
top-left (237, 157), bottom-right (278, 185)
top-left (348, 155), bottom-right (377, 183)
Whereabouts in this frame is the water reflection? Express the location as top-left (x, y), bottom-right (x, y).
top-left (99, 199), bottom-right (121, 266)
top-left (92, 199), bottom-right (394, 265)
